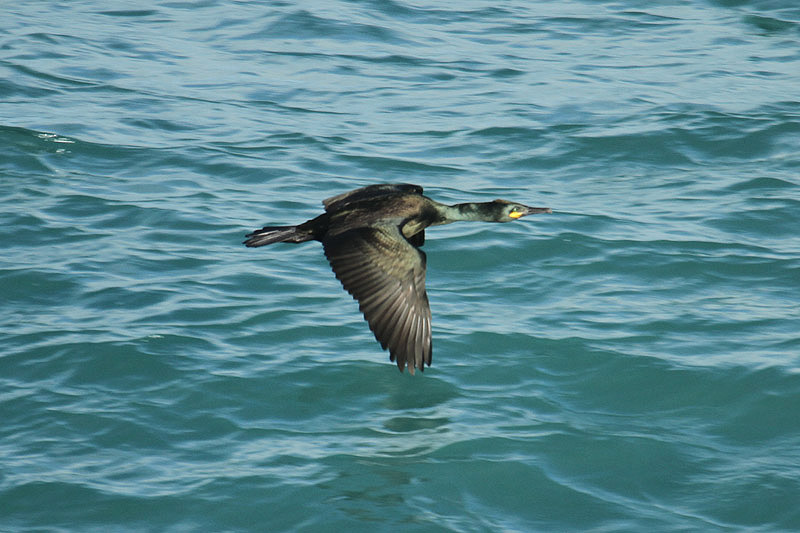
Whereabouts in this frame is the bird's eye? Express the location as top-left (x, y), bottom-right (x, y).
top-left (507, 207), bottom-right (523, 219)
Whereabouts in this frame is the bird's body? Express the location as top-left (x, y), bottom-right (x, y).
top-left (244, 183), bottom-right (551, 374)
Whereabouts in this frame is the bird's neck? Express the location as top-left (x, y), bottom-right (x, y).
top-left (434, 202), bottom-right (497, 224)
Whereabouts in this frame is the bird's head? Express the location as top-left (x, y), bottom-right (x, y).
top-left (491, 199), bottom-right (552, 222)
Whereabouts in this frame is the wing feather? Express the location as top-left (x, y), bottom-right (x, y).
top-left (323, 184), bottom-right (423, 211)
top-left (323, 225), bottom-right (432, 373)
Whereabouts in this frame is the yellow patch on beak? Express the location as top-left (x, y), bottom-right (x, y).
top-left (509, 211), bottom-right (523, 219)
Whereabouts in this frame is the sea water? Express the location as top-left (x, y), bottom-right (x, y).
top-left (1, 1), bottom-right (799, 531)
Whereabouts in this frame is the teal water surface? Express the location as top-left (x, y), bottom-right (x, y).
top-left (2, 1), bottom-right (800, 531)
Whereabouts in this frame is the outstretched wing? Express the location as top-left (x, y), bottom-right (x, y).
top-left (322, 225), bottom-right (432, 373)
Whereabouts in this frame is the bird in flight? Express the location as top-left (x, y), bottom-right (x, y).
top-left (244, 183), bottom-right (551, 374)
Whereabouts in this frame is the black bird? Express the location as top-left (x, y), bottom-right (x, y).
top-left (244, 183), bottom-right (551, 374)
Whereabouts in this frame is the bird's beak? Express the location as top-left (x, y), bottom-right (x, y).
top-left (519, 205), bottom-right (552, 217)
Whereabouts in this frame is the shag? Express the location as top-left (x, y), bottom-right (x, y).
top-left (244, 183), bottom-right (551, 374)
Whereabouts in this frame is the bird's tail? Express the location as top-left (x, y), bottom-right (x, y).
top-left (243, 226), bottom-right (301, 247)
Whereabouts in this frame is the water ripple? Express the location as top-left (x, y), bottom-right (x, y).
top-left (2, 0), bottom-right (800, 531)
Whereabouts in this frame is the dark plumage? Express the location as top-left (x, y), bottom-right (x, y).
top-left (244, 184), bottom-right (551, 374)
